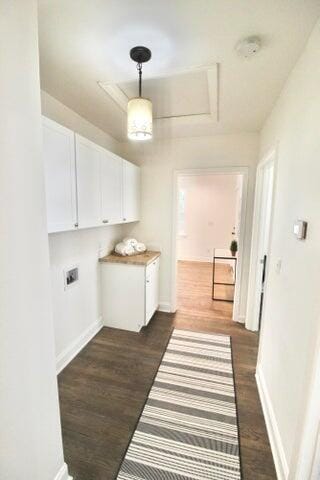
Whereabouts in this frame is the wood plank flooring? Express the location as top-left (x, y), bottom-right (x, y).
top-left (177, 260), bottom-right (235, 317)
top-left (58, 260), bottom-right (276, 480)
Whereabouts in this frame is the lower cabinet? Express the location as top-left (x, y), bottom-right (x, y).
top-left (100, 254), bottom-right (160, 332)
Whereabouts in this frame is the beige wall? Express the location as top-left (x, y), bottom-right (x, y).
top-left (41, 91), bottom-right (125, 364)
top-left (177, 174), bottom-right (239, 262)
top-left (257, 19), bottom-right (320, 478)
top-left (121, 133), bottom-right (259, 319)
top-left (0, 3), bottom-right (67, 479)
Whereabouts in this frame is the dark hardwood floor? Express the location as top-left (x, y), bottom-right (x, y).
top-left (58, 260), bottom-right (276, 479)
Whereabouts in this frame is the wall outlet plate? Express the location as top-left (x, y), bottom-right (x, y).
top-left (64, 265), bottom-right (79, 290)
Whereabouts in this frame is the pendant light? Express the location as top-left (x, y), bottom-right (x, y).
top-left (127, 46), bottom-right (152, 141)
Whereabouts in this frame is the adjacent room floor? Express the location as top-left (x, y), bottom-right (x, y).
top-left (177, 260), bottom-right (235, 316)
top-left (58, 260), bottom-right (277, 479)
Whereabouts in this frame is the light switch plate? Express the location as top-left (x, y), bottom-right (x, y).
top-left (293, 220), bottom-right (307, 240)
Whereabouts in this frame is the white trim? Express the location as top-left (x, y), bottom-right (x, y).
top-left (256, 364), bottom-right (289, 480)
top-left (237, 314), bottom-right (245, 324)
top-left (246, 147), bottom-right (277, 331)
top-left (171, 166), bottom-right (249, 322)
top-left (54, 463), bottom-right (72, 480)
top-left (56, 317), bottom-right (103, 374)
top-left (158, 302), bottom-right (172, 313)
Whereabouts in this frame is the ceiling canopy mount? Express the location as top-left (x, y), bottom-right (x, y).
top-left (130, 46), bottom-right (152, 64)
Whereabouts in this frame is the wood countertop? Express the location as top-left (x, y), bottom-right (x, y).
top-left (99, 250), bottom-right (161, 266)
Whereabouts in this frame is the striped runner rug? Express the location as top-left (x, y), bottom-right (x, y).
top-left (116, 328), bottom-right (241, 480)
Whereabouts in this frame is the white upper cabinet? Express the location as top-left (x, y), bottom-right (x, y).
top-left (100, 151), bottom-right (122, 225)
top-left (122, 159), bottom-right (140, 223)
top-left (42, 117), bottom-right (77, 233)
top-left (42, 117), bottom-right (140, 233)
top-left (75, 134), bottom-right (102, 229)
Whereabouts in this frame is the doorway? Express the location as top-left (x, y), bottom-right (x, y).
top-left (171, 168), bottom-right (248, 322)
top-left (246, 149), bottom-right (276, 331)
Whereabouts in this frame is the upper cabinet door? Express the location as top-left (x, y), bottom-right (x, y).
top-left (75, 134), bottom-right (102, 229)
top-left (42, 117), bottom-right (77, 233)
top-left (100, 151), bottom-right (122, 225)
top-left (122, 160), bottom-right (140, 223)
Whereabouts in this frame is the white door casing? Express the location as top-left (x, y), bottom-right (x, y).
top-left (171, 166), bottom-right (249, 321)
top-left (246, 148), bottom-right (277, 331)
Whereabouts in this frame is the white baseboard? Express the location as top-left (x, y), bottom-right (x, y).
top-left (54, 463), bottom-right (72, 480)
top-left (56, 317), bottom-right (103, 374)
top-left (158, 302), bottom-right (172, 313)
top-left (237, 314), bottom-right (246, 324)
top-left (256, 364), bottom-right (289, 480)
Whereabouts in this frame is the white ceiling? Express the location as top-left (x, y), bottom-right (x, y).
top-left (38, 0), bottom-right (320, 142)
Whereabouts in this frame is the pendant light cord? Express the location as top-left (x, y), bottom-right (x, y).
top-left (137, 62), bottom-right (142, 97)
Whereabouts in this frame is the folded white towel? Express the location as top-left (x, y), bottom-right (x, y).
top-left (125, 245), bottom-right (135, 256)
top-left (135, 242), bottom-right (146, 253)
top-left (123, 237), bottom-right (138, 248)
top-left (115, 242), bottom-right (135, 256)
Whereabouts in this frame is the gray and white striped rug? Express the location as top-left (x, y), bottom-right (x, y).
top-left (117, 328), bottom-right (241, 480)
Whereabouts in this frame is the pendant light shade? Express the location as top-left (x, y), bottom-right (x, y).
top-left (128, 46), bottom-right (152, 141)
top-left (127, 97), bottom-right (152, 140)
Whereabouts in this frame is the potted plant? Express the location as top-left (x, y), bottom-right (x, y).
top-left (230, 240), bottom-right (238, 257)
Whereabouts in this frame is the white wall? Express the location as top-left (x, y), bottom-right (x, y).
top-left (257, 19), bottom-right (320, 479)
top-left (177, 174), bottom-right (239, 262)
top-left (121, 134), bottom-right (259, 319)
top-left (0, 2), bottom-right (68, 479)
top-left (41, 92), bottom-right (125, 369)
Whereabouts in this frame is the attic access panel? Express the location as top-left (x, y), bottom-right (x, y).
top-left (98, 64), bottom-right (219, 122)
top-left (121, 69), bottom-right (210, 119)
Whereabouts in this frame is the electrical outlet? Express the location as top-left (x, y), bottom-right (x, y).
top-left (64, 266), bottom-right (79, 289)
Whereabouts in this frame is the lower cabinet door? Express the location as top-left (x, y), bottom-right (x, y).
top-left (145, 259), bottom-right (159, 325)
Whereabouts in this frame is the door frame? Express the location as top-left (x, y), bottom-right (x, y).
top-left (171, 166), bottom-right (249, 322)
top-left (245, 148), bottom-right (277, 331)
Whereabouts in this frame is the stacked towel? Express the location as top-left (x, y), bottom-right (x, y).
top-left (114, 238), bottom-right (147, 256)
top-left (123, 237), bottom-right (138, 248)
top-left (135, 242), bottom-right (146, 253)
top-left (115, 242), bottom-right (135, 256)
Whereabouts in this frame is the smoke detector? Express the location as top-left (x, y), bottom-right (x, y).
top-left (236, 36), bottom-right (261, 58)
